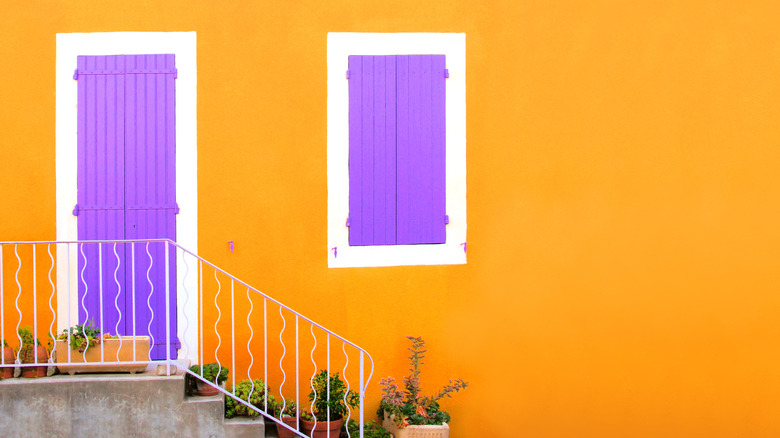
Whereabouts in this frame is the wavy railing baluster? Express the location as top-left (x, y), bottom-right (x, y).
top-left (145, 242), bottom-right (156, 359)
top-left (80, 243), bottom-right (91, 363)
top-left (342, 342), bottom-right (351, 438)
top-left (213, 268), bottom-right (223, 384)
top-left (113, 243), bottom-right (123, 362)
top-left (14, 244), bottom-right (22, 366)
top-left (181, 249), bottom-right (191, 362)
top-left (47, 244), bottom-right (56, 368)
top-left (246, 287), bottom-right (255, 411)
top-left (310, 324), bottom-right (319, 435)
top-left (278, 306), bottom-right (288, 420)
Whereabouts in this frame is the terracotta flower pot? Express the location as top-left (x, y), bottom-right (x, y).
top-left (20, 346), bottom-right (48, 378)
top-left (55, 336), bottom-right (150, 375)
top-left (383, 413), bottom-right (450, 438)
top-left (195, 379), bottom-right (220, 396)
top-left (275, 415), bottom-right (300, 438)
top-left (1, 346), bottom-right (14, 379)
top-left (301, 415), bottom-right (344, 438)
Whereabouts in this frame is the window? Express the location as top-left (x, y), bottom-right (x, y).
top-left (328, 33), bottom-right (466, 267)
top-left (348, 55), bottom-right (446, 246)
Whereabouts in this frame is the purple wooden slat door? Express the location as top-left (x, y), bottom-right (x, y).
top-left (76, 55), bottom-right (126, 342)
top-left (348, 55), bottom-right (445, 246)
top-left (76, 54), bottom-right (177, 360)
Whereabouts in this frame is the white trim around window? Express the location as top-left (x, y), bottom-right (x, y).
top-left (327, 33), bottom-right (467, 268)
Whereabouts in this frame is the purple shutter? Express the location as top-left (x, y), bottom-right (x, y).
top-left (76, 55), bottom-right (126, 339)
top-left (124, 55), bottom-right (178, 359)
top-left (348, 55), bottom-right (446, 246)
top-left (76, 54), bottom-right (177, 360)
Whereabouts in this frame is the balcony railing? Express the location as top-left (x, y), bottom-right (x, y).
top-left (0, 239), bottom-right (374, 438)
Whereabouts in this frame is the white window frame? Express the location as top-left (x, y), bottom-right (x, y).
top-left (327, 33), bottom-right (467, 268)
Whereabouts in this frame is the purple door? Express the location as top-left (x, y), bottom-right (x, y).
top-left (75, 54), bottom-right (178, 360)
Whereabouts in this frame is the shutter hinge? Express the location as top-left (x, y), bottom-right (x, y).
top-left (445, 214), bottom-right (449, 224)
top-left (72, 204), bottom-right (80, 216)
top-left (175, 202), bottom-right (180, 214)
top-left (345, 217), bottom-right (350, 227)
top-left (73, 69), bottom-right (79, 80)
top-left (346, 70), bottom-right (350, 79)
top-left (444, 69), bottom-right (449, 79)
top-left (174, 68), bottom-right (178, 79)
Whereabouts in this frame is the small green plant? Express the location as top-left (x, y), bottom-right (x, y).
top-left (270, 397), bottom-right (298, 418)
top-left (58, 321), bottom-right (109, 352)
top-left (16, 327), bottom-right (42, 363)
top-left (189, 363), bottom-right (229, 384)
top-left (307, 369), bottom-right (360, 422)
top-left (379, 336), bottom-right (468, 428)
top-left (347, 419), bottom-right (392, 438)
top-left (224, 378), bottom-right (269, 418)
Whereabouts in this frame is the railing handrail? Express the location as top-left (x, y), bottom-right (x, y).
top-left (0, 239), bottom-right (373, 358)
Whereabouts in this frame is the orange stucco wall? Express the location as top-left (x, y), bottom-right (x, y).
top-left (2, 1), bottom-right (780, 436)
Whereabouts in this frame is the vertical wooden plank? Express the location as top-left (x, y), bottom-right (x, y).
top-left (431, 55), bottom-right (447, 243)
top-left (348, 56), bottom-right (363, 246)
top-left (372, 56), bottom-right (387, 245)
top-left (384, 56), bottom-right (397, 244)
top-left (360, 57), bottom-right (375, 245)
top-left (397, 55), bottom-right (414, 244)
top-left (417, 55), bottom-right (433, 244)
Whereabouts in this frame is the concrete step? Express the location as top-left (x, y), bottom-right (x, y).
top-left (0, 365), bottom-right (266, 437)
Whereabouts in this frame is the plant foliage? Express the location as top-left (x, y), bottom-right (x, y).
top-left (347, 419), bottom-right (392, 438)
top-left (378, 336), bottom-right (469, 428)
top-left (307, 369), bottom-right (360, 422)
top-left (189, 363), bottom-right (229, 384)
top-left (58, 321), bottom-right (113, 352)
top-left (224, 378), bottom-right (269, 418)
top-left (16, 327), bottom-right (42, 363)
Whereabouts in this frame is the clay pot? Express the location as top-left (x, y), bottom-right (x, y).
top-left (20, 346), bottom-right (48, 378)
top-left (301, 415), bottom-right (344, 438)
top-left (195, 379), bottom-right (220, 396)
top-left (1, 346), bottom-right (14, 379)
top-left (275, 415), bottom-right (300, 438)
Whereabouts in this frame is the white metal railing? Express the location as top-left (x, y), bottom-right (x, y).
top-left (0, 239), bottom-right (374, 438)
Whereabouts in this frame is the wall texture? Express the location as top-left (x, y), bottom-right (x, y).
top-left (2, 1), bottom-right (780, 436)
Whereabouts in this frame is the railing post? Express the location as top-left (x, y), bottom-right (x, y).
top-left (360, 351), bottom-right (365, 438)
top-left (165, 241), bottom-right (171, 375)
top-left (32, 245), bottom-right (38, 366)
top-left (98, 243), bottom-right (104, 363)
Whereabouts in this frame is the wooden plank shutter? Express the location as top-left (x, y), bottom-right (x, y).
top-left (124, 54), bottom-right (179, 359)
top-left (348, 55), bottom-right (446, 246)
top-left (76, 55), bottom-right (126, 334)
top-left (76, 54), bottom-right (177, 360)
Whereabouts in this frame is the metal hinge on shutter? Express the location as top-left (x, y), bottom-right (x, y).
top-left (444, 69), bottom-right (449, 78)
top-left (346, 70), bottom-right (350, 79)
top-left (445, 215), bottom-right (449, 224)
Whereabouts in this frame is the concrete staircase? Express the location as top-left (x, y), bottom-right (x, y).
top-left (0, 367), bottom-right (266, 438)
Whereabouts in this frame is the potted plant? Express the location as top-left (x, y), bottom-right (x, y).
top-left (224, 378), bottom-right (269, 418)
top-left (270, 398), bottom-right (301, 438)
top-left (300, 369), bottom-right (359, 438)
top-left (16, 327), bottom-right (48, 378)
top-left (1, 339), bottom-right (14, 379)
top-left (187, 363), bottom-right (228, 396)
top-left (378, 336), bottom-right (469, 438)
top-left (55, 321), bottom-right (150, 374)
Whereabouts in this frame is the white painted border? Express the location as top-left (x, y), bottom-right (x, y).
top-left (55, 32), bottom-right (197, 362)
top-left (327, 33), bottom-right (467, 268)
